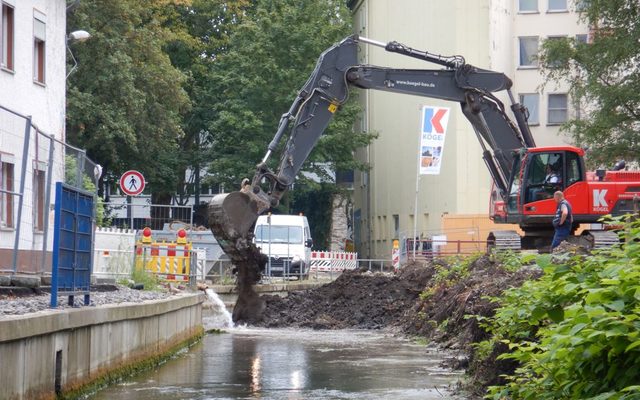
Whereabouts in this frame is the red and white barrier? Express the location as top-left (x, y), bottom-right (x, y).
top-left (309, 251), bottom-right (358, 272)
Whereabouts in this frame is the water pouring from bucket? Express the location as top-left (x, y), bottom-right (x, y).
top-left (204, 288), bottom-right (233, 329)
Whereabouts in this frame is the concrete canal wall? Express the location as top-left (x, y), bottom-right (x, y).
top-left (211, 281), bottom-right (326, 308)
top-left (0, 293), bottom-right (204, 400)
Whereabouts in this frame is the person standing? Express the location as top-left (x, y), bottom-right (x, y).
top-left (552, 191), bottom-right (573, 249)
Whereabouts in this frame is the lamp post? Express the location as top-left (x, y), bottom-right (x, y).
top-left (66, 30), bottom-right (91, 78)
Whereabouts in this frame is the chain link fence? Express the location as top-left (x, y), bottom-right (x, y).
top-left (0, 103), bottom-right (98, 275)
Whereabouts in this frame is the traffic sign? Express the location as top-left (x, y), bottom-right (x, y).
top-left (119, 170), bottom-right (145, 196)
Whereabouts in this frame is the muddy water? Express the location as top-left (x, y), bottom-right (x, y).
top-left (90, 328), bottom-right (462, 400)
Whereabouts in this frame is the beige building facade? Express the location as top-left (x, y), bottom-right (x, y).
top-left (347, 0), bottom-right (587, 258)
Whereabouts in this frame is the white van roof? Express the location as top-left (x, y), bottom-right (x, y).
top-left (255, 214), bottom-right (308, 226)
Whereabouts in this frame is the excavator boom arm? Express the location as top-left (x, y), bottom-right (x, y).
top-left (259, 35), bottom-right (534, 207)
top-left (208, 35), bottom-right (536, 290)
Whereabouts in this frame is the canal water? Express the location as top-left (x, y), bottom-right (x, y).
top-left (89, 327), bottom-right (462, 400)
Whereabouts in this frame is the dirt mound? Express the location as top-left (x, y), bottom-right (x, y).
top-left (254, 254), bottom-right (541, 394)
top-left (401, 254), bottom-right (541, 392)
top-left (256, 262), bottom-right (435, 330)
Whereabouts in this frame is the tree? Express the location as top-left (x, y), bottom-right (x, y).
top-left (540, 0), bottom-right (640, 166)
top-left (66, 0), bottom-right (191, 225)
top-left (162, 0), bottom-right (253, 209)
top-left (203, 0), bottom-right (375, 190)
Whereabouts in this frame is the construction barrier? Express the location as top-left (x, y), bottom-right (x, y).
top-left (309, 251), bottom-right (358, 272)
top-left (93, 227), bottom-right (137, 280)
top-left (134, 227), bottom-right (192, 282)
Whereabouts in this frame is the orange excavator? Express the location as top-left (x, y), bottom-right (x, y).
top-left (209, 36), bottom-right (639, 320)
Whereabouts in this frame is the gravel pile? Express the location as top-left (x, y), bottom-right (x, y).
top-left (0, 286), bottom-right (174, 317)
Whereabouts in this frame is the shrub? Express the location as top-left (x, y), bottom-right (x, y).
top-left (484, 218), bottom-right (640, 399)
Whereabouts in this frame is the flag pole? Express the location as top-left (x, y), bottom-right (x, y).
top-left (413, 109), bottom-right (424, 260)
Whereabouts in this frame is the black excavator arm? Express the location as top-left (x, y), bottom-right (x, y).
top-left (249, 35), bottom-right (534, 215)
top-left (208, 35), bottom-right (535, 282)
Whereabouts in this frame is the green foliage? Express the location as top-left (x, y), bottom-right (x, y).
top-left (67, 0), bottom-right (372, 212)
top-left (433, 253), bottom-right (483, 285)
top-left (129, 267), bottom-right (160, 291)
top-left (539, 0), bottom-right (640, 166)
top-left (162, 0), bottom-right (253, 203)
top-left (490, 250), bottom-right (536, 273)
top-left (484, 219), bottom-right (640, 399)
top-left (66, 0), bottom-right (190, 196)
top-left (64, 155), bottom-right (108, 226)
top-left (288, 183), bottom-right (336, 250)
top-left (203, 0), bottom-right (375, 188)
top-left (413, 337), bottom-right (430, 346)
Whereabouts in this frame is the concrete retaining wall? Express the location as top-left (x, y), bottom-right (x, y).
top-left (210, 281), bottom-right (327, 309)
top-left (0, 293), bottom-right (203, 400)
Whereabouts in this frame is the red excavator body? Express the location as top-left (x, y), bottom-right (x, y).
top-left (490, 146), bottom-right (639, 249)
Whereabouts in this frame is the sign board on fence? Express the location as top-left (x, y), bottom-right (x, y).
top-left (119, 170), bottom-right (145, 196)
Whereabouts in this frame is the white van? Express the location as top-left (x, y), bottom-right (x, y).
top-left (253, 214), bottom-right (313, 277)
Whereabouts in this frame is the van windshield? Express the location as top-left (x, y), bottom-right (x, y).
top-left (255, 225), bottom-right (303, 244)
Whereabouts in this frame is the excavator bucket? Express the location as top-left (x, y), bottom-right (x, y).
top-left (208, 191), bottom-right (260, 244)
top-left (208, 189), bottom-right (270, 323)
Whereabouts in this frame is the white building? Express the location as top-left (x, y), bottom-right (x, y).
top-left (0, 0), bottom-right (68, 272)
top-left (347, 0), bottom-right (587, 258)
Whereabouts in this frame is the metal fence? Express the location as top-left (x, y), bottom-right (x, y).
top-left (0, 103), bottom-right (98, 275)
top-left (401, 237), bottom-right (488, 263)
top-left (104, 202), bottom-right (193, 231)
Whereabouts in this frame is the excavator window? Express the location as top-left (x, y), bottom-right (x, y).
top-left (566, 151), bottom-right (583, 186)
top-left (525, 152), bottom-right (563, 202)
top-left (507, 153), bottom-right (523, 213)
top-left (255, 225), bottom-right (303, 244)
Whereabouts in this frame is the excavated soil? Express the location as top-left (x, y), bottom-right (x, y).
top-left (254, 254), bottom-right (542, 393)
top-left (256, 262), bottom-right (435, 330)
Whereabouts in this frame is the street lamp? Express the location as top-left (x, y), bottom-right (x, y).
top-left (66, 30), bottom-right (91, 78)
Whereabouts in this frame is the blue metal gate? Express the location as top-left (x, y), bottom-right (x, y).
top-left (50, 182), bottom-right (94, 307)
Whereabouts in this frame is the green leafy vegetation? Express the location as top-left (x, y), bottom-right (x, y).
top-left (481, 219), bottom-right (640, 399)
top-left (64, 155), bottom-right (108, 226)
top-left (435, 253), bottom-right (482, 285)
top-left (67, 0), bottom-right (373, 224)
top-left (540, 0), bottom-right (640, 166)
top-left (118, 267), bottom-right (161, 291)
top-left (202, 0), bottom-right (375, 191)
top-left (67, 0), bottom-right (190, 204)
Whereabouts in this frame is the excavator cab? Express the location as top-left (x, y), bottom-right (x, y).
top-left (524, 152), bottom-right (564, 203)
top-left (492, 146), bottom-right (587, 232)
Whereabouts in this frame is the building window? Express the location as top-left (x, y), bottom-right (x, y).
top-left (519, 93), bottom-right (540, 125)
top-left (1, 3), bottom-right (14, 70)
top-left (519, 36), bottom-right (539, 67)
top-left (33, 13), bottom-right (46, 84)
top-left (393, 214), bottom-right (399, 239)
top-left (33, 168), bottom-right (45, 231)
top-left (1, 159), bottom-right (14, 228)
top-left (576, 34), bottom-right (588, 44)
top-left (575, 0), bottom-right (588, 12)
top-left (519, 0), bottom-right (538, 12)
top-left (548, 94), bottom-right (568, 125)
top-left (548, 0), bottom-right (567, 11)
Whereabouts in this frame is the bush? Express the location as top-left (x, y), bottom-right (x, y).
top-left (128, 267), bottom-right (160, 291)
top-left (484, 219), bottom-right (640, 399)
